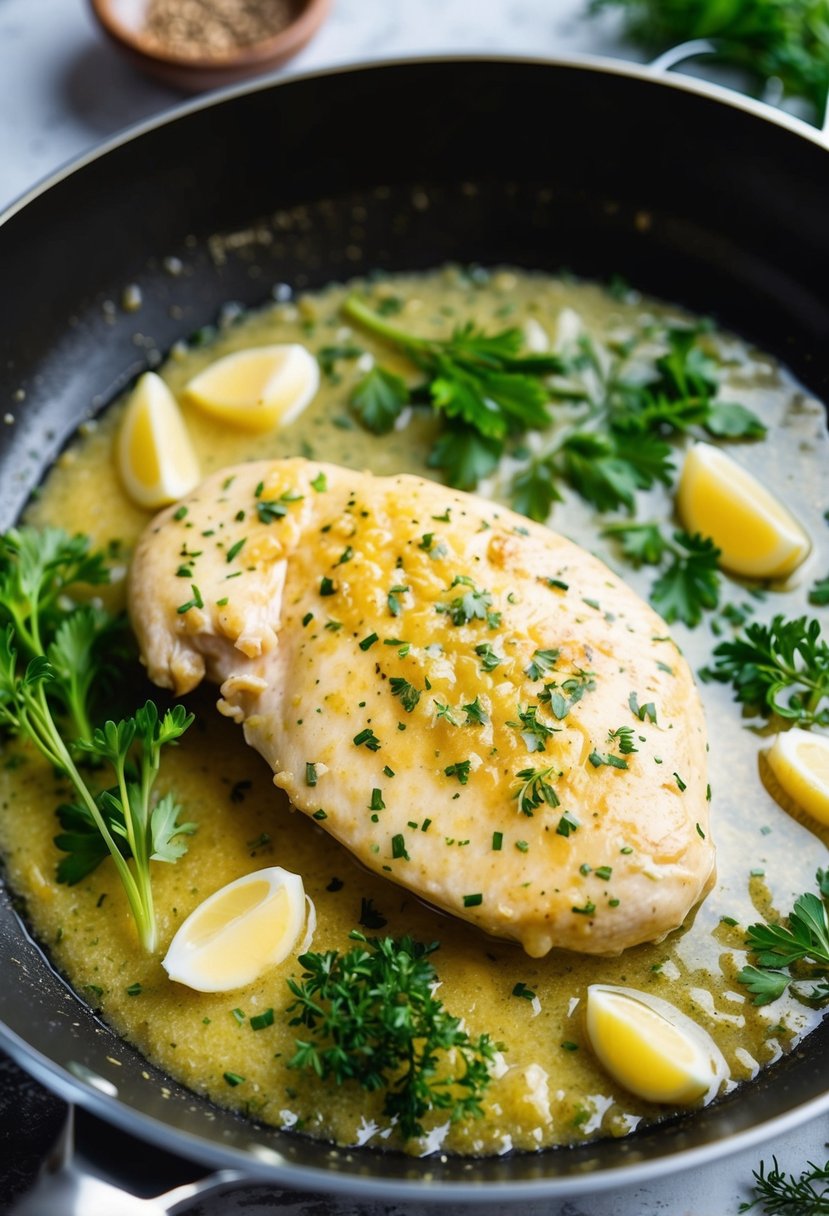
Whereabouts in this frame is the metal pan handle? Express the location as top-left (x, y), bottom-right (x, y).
top-left (9, 1107), bottom-right (245, 1216)
top-left (648, 38), bottom-right (829, 147)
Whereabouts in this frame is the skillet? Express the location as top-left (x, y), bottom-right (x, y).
top-left (0, 54), bottom-right (828, 1206)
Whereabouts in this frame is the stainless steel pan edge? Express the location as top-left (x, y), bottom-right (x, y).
top-left (1, 53), bottom-right (828, 1202)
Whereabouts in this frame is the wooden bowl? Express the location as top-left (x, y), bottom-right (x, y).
top-left (88, 0), bottom-right (331, 92)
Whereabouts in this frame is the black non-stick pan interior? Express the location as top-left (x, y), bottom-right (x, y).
top-left (1, 57), bottom-right (828, 1199)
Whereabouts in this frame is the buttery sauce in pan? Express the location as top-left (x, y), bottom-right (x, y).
top-left (1, 266), bottom-right (827, 1155)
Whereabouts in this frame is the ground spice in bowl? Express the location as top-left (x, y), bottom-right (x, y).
top-left (144, 0), bottom-right (296, 59)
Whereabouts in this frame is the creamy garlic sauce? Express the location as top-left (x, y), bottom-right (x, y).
top-left (1, 266), bottom-right (827, 1154)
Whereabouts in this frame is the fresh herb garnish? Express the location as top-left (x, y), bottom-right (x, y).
top-left (739, 1154), bottom-right (829, 1214)
top-left (286, 932), bottom-right (496, 1141)
top-left (510, 325), bottom-right (763, 521)
top-left (350, 366), bottom-right (409, 433)
top-left (390, 676), bottom-right (421, 713)
top-left (353, 728), bottom-right (381, 751)
top-left (810, 574), bottom-right (829, 606)
top-left (512, 765), bottom-right (560, 816)
top-left (702, 615), bottom-right (829, 726)
top-left (588, 750), bottom-right (629, 770)
top-left (444, 760), bottom-right (472, 785)
top-left (0, 528), bottom-right (195, 953)
top-left (343, 296), bottom-right (562, 490)
top-left (538, 670), bottom-right (596, 719)
top-left (604, 522), bottom-right (721, 627)
top-left (607, 725), bottom-right (638, 754)
top-left (738, 869), bottom-right (829, 1006)
top-left (589, 0), bottom-right (829, 118)
top-left (463, 696), bottom-right (489, 725)
top-left (524, 648), bottom-right (560, 680)
top-left (436, 575), bottom-right (494, 626)
top-left (507, 705), bottom-right (558, 753)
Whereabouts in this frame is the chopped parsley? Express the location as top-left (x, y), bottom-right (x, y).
top-left (513, 765), bottom-right (560, 816)
top-left (444, 760), bottom-right (471, 785)
top-left (390, 677), bottom-right (421, 712)
top-left (353, 728), bottom-right (381, 751)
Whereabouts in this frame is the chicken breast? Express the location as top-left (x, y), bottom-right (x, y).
top-left (129, 458), bottom-right (713, 956)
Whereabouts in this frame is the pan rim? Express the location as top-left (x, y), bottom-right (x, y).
top-left (1, 49), bottom-right (826, 230)
top-left (1, 51), bottom-right (828, 1202)
top-left (3, 1018), bottom-right (829, 1202)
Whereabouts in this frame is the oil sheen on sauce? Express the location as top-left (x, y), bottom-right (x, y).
top-left (1, 266), bottom-right (827, 1155)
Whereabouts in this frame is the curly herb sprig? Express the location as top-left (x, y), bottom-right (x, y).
top-left (0, 527), bottom-right (195, 953)
top-left (701, 615), bottom-right (829, 727)
top-left (286, 931), bottom-right (497, 1142)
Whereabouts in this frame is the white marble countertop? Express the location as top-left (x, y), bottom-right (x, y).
top-left (0, 1), bottom-right (827, 1212)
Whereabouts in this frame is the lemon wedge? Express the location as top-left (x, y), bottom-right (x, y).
top-left (766, 728), bottom-right (829, 826)
top-left (116, 372), bottom-right (201, 510)
top-left (162, 866), bottom-right (313, 992)
top-left (183, 344), bottom-right (319, 431)
top-left (585, 984), bottom-right (726, 1104)
top-left (676, 442), bottom-right (810, 578)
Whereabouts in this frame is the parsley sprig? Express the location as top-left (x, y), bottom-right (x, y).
top-left (738, 870), bottom-right (829, 1006)
top-left (343, 296), bottom-right (563, 489)
top-left (0, 527), bottom-right (194, 952)
top-left (604, 522), bottom-right (722, 627)
top-left (589, 0), bottom-right (829, 119)
top-left (286, 932), bottom-right (496, 1142)
top-left (702, 615), bottom-right (829, 726)
top-left (510, 325), bottom-right (764, 522)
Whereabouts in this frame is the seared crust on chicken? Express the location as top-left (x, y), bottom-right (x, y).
top-left (129, 458), bottom-right (713, 956)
